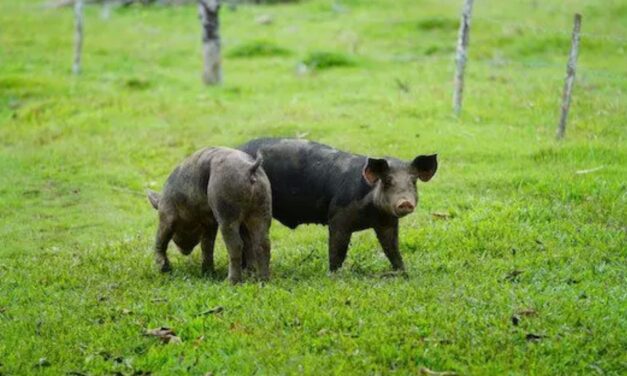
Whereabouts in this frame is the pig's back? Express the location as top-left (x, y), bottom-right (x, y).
top-left (239, 138), bottom-right (370, 228)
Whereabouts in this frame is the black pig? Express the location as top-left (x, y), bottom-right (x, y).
top-left (239, 138), bottom-right (437, 272)
top-left (147, 147), bottom-right (272, 283)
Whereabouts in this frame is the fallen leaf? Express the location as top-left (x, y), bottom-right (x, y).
top-left (518, 308), bottom-right (537, 317)
top-left (144, 327), bottom-right (182, 344)
top-left (504, 269), bottom-right (524, 282)
top-left (419, 367), bottom-right (458, 376)
top-left (511, 314), bottom-right (520, 326)
top-left (194, 336), bottom-right (205, 346)
top-left (525, 333), bottom-right (545, 342)
top-left (431, 212), bottom-right (451, 219)
top-left (197, 306), bottom-right (224, 316)
top-left (167, 335), bottom-right (182, 344)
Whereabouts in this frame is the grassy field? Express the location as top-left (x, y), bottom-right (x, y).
top-left (1, 0), bottom-right (626, 374)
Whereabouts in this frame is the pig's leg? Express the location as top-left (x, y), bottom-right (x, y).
top-left (328, 225), bottom-right (352, 272)
top-left (220, 222), bottom-right (244, 284)
top-left (154, 220), bottom-right (173, 273)
top-left (201, 223), bottom-right (218, 276)
top-left (374, 222), bottom-right (405, 271)
top-left (259, 236), bottom-right (271, 281)
top-left (246, 218), bottom-right (271, 281)
top-left (239, 226), bottom-right (252, 271)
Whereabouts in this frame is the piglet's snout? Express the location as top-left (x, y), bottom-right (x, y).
top-left (395, 200), bottom-right (415, 216)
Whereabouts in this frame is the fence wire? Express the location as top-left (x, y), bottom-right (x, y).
top-left (476, 17), bottom-right (627, 43)
top-left (384, 15), bottom-right (626, 82)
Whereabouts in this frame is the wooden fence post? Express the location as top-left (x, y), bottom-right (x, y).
top-left (453, 0), bottom-right (474, 116)
top-left (101, 0), bottom-right (111, 20)
top-left (556, 13), bottom-right (582, 140)
top-left (73, 0), bottom-right (84, 75)
top-left (198, 0), bottom-right (222, 85)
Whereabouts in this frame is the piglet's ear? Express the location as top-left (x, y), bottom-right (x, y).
top-left (362, 158), bottom-right (389, 186)
top-left (411, 154), bottom-right (438, 182)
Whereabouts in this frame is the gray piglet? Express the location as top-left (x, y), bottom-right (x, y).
top-left (147, 147), bottom-right (272, 284)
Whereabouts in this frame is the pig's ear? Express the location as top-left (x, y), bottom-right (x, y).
top-left (410, 154), bottom-right (438, 182)
top-left (362, 158), bottom-right (389, 186)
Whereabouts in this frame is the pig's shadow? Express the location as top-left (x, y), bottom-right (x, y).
top-left (159, 249), bottom-right (408, 283)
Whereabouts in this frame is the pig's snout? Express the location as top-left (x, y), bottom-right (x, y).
top-left (394, 200), bottom-right (415, 217)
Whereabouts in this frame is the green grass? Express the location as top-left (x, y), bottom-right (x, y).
top-left (302, 51), bottom-right (355, 69)
top-left (227, 40), bottom-right (292, 58)
top-left (0, 0), bottom-right (626, 374)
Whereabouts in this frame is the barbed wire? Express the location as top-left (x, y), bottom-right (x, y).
top-left (383, 13), bottom-right (626, 81)
top-left (385, 53), bottom-right (625, 80)
top-left (475, 17), bottom-right (627, 43)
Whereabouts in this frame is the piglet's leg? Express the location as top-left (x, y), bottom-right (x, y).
top-left (245, 218), bottom-right (271, 281)
top-left (154, 221), bottom-right (173, 273)
top-left (258, 236), bottom-right (271, 281)
top-left (201, 223), bottom-right (218, 276)
top-left (239, 226), bottom-right (253, 271)
top-left (220, 223), bottom-right (244, 284)
top-left (374, 221), bottom-right (405, 271)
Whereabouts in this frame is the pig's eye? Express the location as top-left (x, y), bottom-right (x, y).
top-left (383, 176), bottom-right (394, 187)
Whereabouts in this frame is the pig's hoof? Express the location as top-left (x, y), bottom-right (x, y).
top-left (328, 266), bottom-right (343, 274)
top-left (228, 275), bottom-right (242, 285)
top-left (396, 268), bottom-right (409, 278)
top-left (382, 270), bottom-right (408, 279)
top-left (327, 269), bottom-right (345, 279)
top-left (201, 266), bottom-right (216, 278)
top-left (159, 263), bottom-right (172, 273)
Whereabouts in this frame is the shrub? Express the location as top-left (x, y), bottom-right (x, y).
top-left (417, 17), bottom-right (459, 31)
top-left (303, 51), bottom-right (355, 70)
top-left (228, 40), bottom-right (292, 58)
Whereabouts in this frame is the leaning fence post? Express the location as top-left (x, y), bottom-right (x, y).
top-left (198, 0), bottom-right (222, 85)
top-left (556, 13), bottom-right (582, 140)
top-left (72, 0), bottom-right (84, 75)
top-left (453, 0), bottom-right (474, 116)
